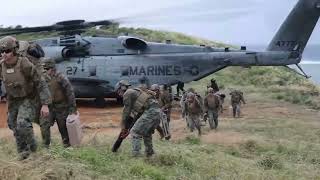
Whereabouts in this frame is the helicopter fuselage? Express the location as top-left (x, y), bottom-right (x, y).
top-left (33, 35), bottom-right (300, 98)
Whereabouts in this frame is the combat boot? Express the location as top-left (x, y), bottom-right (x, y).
top-left (165, 135), bottom-right (171, 140)
top-left (63, 142), bottom-right (71, 148)
top-left (145, 150), bottom-right (155, 157)
top-left (18, 151), bottom-right (30, 161)
top-left (29, 139), bottom-right (37, 152)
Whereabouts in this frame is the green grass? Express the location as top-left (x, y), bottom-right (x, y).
top-left (1, 112), bottom-right (320, 180)
top-left (184, 66), bottom-right (320, 110)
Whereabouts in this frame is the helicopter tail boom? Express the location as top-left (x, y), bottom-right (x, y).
top-left (267, 0), bottom-right (320, 53)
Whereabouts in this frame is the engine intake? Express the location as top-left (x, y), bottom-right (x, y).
top-left (119, 36), bottom-right (148, 51)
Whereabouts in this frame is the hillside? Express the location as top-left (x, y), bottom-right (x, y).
top-left (0, 27), bottom-right (319, 179)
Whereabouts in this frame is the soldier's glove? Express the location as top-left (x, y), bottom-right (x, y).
top-left (119, 129), bottom-right (130, 139)
top-left (50, 118), bottom-right (55, 127)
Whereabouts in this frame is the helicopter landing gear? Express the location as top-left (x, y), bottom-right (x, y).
top-left (94, 97), bottom-right (107, 108)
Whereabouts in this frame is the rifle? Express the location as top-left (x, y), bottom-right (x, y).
top-left (111, 117), bottom-right (134, 152)
top-left (160, 110), bottom-right (171, 140)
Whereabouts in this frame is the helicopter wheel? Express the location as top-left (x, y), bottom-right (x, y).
top-left (94, 97), bottom-right (107, 108)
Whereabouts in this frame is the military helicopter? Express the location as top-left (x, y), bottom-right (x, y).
top-left (0, 0), bottom-right (319, 106)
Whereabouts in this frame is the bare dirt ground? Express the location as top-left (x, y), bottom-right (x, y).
top-left (1, 96), bottom-right (319, 147)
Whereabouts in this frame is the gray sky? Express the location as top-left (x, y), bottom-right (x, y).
top-left (0, 0), bottom-right (319, 46)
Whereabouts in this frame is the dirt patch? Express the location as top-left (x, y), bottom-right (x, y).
top-left (0, 103), bottom-right (7, 128)
top-left (0, 97), bottom-right (317, 147)
top-left (201, 131), bottom-right (245, 145)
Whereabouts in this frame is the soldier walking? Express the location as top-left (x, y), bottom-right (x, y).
top-left (0, 36), bottom-right (51, 160)
top-left (159, 84), bottom-right (173, 126)
top-left (185, 92), bottom-right (202, 135)
top-left (42, 58), bottom-right (77, 147)
top-left (204, 88), bottom-right (220, 129)
top-left (176, 81), bottom-right (185, 97)
top-left (229, 90), bottom-right (246, 118)
top-left (18, 41), bottom-right (52, 148)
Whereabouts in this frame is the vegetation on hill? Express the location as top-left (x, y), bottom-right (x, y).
top-left (194, 66), bottom-right (320, 110)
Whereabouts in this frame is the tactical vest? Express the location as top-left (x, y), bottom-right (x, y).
top-left (231, 92), bottom-right (242, 103)
top-left (132, 88), bottom-right (153, 114)
top-left (206, 94), bottom-right (219, 109)
top-left (1, 58), bottom-right (34, 98)
top-left (48, 74), bottom-right (67, 103)
top-left (187, 100), bottom-right (202, 114)
top-left (160, 90), bottom-right (172, 108)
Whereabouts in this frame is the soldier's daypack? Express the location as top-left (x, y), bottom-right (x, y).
top-left (66, 112), bottom-right (83, 146)
top-left (132, 88), bottom-right (152, 114)
top-left (27, 42), bottom-right (45, 58)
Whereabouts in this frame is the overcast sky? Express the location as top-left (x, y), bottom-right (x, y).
top-left (0, 0), bottom-right (319, 47)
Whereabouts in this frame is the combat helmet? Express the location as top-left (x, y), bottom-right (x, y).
top-left (150, 84), bottom-right (160, 91)
top-left (42, 57), bottom-right (56, 69)
top-left (0, 36), bottom-right (19, 52)
top-left (119, 80), bottom-right (130, 86)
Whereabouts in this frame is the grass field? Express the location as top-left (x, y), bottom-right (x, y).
top-left (0, 80), bottom-right (319, 179)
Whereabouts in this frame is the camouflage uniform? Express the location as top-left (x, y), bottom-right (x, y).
top-left (159, 87), bottom-right (172, 124)
top-left (43, 59), bottom-right (77, 147)
top-left (18, 41), bottom-right (51, 147)
top-left (180, 91), bottom-right (188, 125)
top-left (0, 36), bottom-right (51, 159)
top-left (204, 89), bottom-right (220, 129)
top-left (176, 81), bottom-right (184, 97)
top-left (229, 90), bottom-right (246, 118)
top-left (122, 88), bottom-right (160, 157)
top-left (185, 92), bottom-right (202, 135)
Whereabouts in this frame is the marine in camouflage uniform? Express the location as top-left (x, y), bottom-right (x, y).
top-left (159, 84), bottom-right (173, 125)
top-left (43, 58), bottom-right (77, 147)
top-left (229, 90), bottom-right (246, 118)
top-left (204, 88), bottom-right (220, 129)
top-left (150, 84), bottom-right (165, 139)
top-left (0, 36), bottom-right (51, 160)
top-left (122, 86), bottom-right (160, 157)
top-left (18, 41), bottom-right (52, 147)
top-left (185, 92), bottom-right (202, 135)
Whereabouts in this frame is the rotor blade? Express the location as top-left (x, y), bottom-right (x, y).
top-left (87, 20), bottom-right (115, 26)
top-left (0, 26), bottom-right (62, 36)
top-left (0, 19), bottom-right (117, 36)
top-left (300, 60), bottom-right (320, 64)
